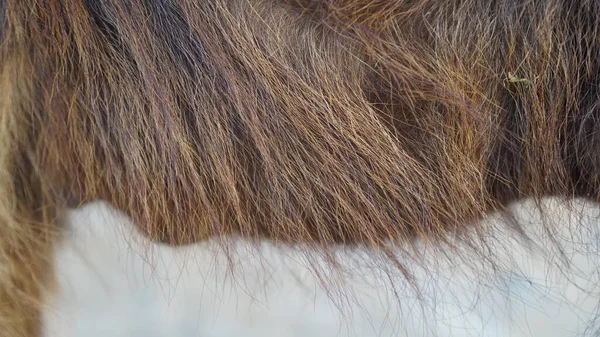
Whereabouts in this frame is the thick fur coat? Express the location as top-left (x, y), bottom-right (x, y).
top-left (1, 0), bottom-right (600, 335)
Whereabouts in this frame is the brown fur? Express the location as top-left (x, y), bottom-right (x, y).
top-left (1, 0), bottom-right (600, 335)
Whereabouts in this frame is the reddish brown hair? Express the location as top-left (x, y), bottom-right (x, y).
top-left (1, 0), bottom-right (599, 335)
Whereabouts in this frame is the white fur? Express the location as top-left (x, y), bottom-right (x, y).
top-left (41, 198), bottom-right (600, 337)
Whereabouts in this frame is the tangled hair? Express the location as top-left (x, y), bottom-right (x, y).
top-left (1, 0), bottom-right (600, 335)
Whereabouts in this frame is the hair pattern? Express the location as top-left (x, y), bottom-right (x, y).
top-left (1, 0), bottom-right (600, 335)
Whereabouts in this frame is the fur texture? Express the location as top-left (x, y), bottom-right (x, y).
top-left (1, 0), bottom-right (600, 335)
top-left (41, 198), bottom-right (600, 337)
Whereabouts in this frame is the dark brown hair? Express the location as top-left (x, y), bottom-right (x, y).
top-left (1, 0), bottom-right (599, 335)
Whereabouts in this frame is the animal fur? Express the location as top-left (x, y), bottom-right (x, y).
top-left (41, 198), bottom-right (600, 337)
top-left (0, 0), bottom-right (600, 335)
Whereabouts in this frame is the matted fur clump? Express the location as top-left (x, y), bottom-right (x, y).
top-left (0, 0), bottom-right (599, 335)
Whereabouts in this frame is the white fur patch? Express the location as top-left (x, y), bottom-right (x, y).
top-left (41, 198), bottom-right (600, 337)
